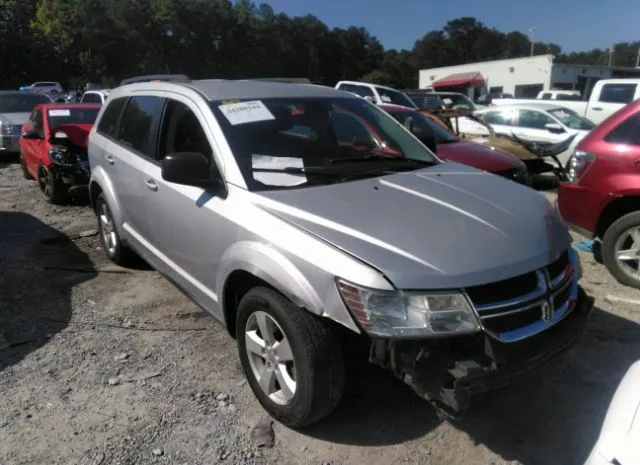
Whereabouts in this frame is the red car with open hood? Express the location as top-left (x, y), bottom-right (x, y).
top-left (19, 103), bottom-right (101, 203)
top-left (379, 105), bottom-right (531, 185)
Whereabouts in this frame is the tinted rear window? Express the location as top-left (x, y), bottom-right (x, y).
top-left (599, 84), bottom-right (637, 104)
top-left (0, 93), bottom-right (51, 113)
top-left (48, 107), bottom-right (100, 128)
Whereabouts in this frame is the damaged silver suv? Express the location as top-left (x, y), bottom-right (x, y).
top-left (88, 79), bottom-right (593, 427)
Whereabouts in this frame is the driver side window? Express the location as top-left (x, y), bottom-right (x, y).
top-left (158, 99), bottom-right (214, 164)
top-left (517, 109), bottom-right (555, 130)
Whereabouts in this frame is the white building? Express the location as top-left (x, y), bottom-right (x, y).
top-left (418, 54), bottom-right (640, 100)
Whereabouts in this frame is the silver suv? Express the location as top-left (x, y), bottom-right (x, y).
top-left (88, 79), bottom-right (593, 427)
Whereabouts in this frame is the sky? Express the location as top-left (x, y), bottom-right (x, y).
top-left (264, 0), bottom-right (639, 54)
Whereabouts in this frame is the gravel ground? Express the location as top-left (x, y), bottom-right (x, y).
top-left (1, 160), bottom-right (640, 465)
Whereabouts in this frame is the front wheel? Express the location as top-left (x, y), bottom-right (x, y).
top-left (95, 193), bottom-right (135, 266)
top-left (602, 211), bottom-right (640, 289)
top-left (236, 287), bottom-right (345, 427)
top-left (38, 165), bottom-right (67, 204)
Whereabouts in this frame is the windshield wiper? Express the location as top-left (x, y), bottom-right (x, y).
top-left (329, 155), bottom-right (436, 165)
top-left (251, 166), bottom-right (340, 177)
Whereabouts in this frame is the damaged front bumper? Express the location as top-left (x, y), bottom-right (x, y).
top-left (369, 286), bottom-right (594, 419)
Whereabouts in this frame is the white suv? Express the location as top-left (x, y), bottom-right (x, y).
top-left (80, 90), bottom-right (110, 104)
top-left (335, 80), bottom-right (417, 109)
top-left (27, 81), bottom-right (64, 95)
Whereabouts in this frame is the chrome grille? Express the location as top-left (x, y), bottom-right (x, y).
top-left (465, 249), bottom-right (577, 342)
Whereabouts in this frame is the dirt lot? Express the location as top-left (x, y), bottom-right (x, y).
top-left (2, 160), bottom-right (640, 465)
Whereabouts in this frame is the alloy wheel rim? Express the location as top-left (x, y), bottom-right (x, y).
top-left (99, 202), bottom-right (118, 255)
top-left (614, 226), bottom-right (640, 280)
top-left (245, 310), bottom-right (297, 405)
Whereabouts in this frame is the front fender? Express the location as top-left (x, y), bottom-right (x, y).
top-left (216, 241), bottom-right (360, 333)
top-left (89, 166), bottom-right (124, 231)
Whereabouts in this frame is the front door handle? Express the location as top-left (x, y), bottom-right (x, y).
top-left (144, 176), bottom-right (158, 191)
top-left (591, 107), bottom-right (603, 111)
top-left (105, 154), bottom-right (115, 165)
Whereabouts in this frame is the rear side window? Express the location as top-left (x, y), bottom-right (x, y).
top-left (338, 84), bottom-right (374, 98)
top-left (599, 84), bottom-right (637, 104)
top-left (604, 113), bottom-right (640, 146)
top-left (81, 93), bottom-right (101, 104)
top-left (117, 96), bottom-right (165, 157)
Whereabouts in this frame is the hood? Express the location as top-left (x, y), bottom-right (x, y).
top-left (0, 112), bottom-right (30, 125)
top-left (257, 162), bottom-right (570, 289)
top-left (437, 140), bottom-right (524, 172)
top-left (51, 123), bottom-right (92, 147)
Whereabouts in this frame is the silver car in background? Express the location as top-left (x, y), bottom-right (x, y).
top-left (0, 91), bottom-right (53, 154)
top-left (88, 79), bottom-right (593, 427)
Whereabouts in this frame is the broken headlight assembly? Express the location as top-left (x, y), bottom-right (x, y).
top-left (336, 278), bottom-right (481, 338)
top-left (48, 146), bottom-right (74, 165)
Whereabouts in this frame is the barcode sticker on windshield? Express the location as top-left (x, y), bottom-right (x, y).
top-left (49, 109), bottom-right (71, 117)
top-left (218, 100), bottom-right (275, 126)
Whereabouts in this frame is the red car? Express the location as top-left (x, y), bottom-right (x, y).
top-left (379, 105), bottom-right (531, 185)
top-left (19, 103), bottom-right (101, 203)
top-left (557, 98), bottom-right (640, 288)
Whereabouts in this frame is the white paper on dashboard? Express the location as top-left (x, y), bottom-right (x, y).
top-left (49, 109), bottom-right (71, 117)
top-left (218, 100), bottom-right (275, 126)
top-left (251, 155), bottom-right (307, 186)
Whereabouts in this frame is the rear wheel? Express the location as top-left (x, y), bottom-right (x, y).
top-left (602, 211), bottom-right (640, 289)
top-left (236, 287), bottom-right (345, 427)
top-left (20, 153), bottom-right (32, 180)
top-left (38, 165), bottom-right (67, 204)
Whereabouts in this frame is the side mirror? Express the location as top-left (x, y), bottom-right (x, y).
top-left (545, 123), bottom-right (565, 134)
top-left (21, 128), bottom-right (41, 139)
top-left (161, 152), bottom-right (218, 188)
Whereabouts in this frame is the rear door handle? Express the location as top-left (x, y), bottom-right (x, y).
top-left (105, 155), bottom-right (115, 165)
top-left (591, 107), bottom-right (603, 111)
top-left (144, 176), bottom-right (158, 191)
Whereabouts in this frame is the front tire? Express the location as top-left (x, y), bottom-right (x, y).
top-left (95, 193), bottom-right (135, 266)
top-left (602, 211), bottom-right (640, 289)
top-left (38, 165), bottom-right (67, 204)
top-left (236, 287), bottom-right (345, 427)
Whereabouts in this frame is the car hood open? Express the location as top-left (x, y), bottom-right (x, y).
top-left (257, 162), bottom-right (571, 289)
top-left (51, 123), bottom-right (93, 147)
top-left (437, 140), bottom-right (524, 172)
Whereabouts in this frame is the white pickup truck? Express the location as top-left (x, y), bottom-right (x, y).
top-left (492, 79), bottom-right (640, 125)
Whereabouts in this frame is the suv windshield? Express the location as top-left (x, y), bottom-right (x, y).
top-left (210, 97), bottom-right (438, 191)
top-left (389, 110), bottom-right (458, 144)
top-left (548, 108), bottom-right (594, 130)
top-left (0, 93), bottom-right (52, 113)
top-left (48, 107), bottom-right (101, 128)
top-left (375, 87), bottom-right (417, 108)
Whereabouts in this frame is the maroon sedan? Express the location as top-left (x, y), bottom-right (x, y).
top-left (557, 98), bottom-right (640, 289)
top-left (379, 105), bottom-right (531, 185)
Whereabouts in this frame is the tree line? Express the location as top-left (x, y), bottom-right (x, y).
top-left (1, 0), bottom-right (638, 90)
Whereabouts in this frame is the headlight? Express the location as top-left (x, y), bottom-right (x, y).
top-left (336, 279), bottom-right (481, 338)
top-left (0, 118), bottom-right (14, 136)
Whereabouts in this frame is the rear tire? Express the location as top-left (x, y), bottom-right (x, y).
top-left (236, 287), bottom-right (345, 427)
top-left (602, 211), bottom-right (640, 289)
top-left (95, 193), bottom-right (136, 266)
top-left (20, 153), bottom-right (33, 180)
top-left (38, 165), bottom-right (67, 204)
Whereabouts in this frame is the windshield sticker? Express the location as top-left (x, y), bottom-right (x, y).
top-left (380, 95), bottom-right (392, 103)
top-left (49, 109), bottom-right (71, 117)
top-left (219, 100), bottom-right (275, 126)
top-left (251, 155), bottom-right (307, 186)
top-left (554, 110), bottom-right (570, 119)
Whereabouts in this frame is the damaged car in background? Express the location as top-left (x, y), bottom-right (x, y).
top-left (20, 104), bottom-right (101, 203)
top-left (89, 79), bottom-right (594, 427)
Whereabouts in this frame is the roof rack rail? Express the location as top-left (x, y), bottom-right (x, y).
top-left (246, 77), bottom-right (312, 84)
top-left (118, 74), bottom-right (191, 86)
